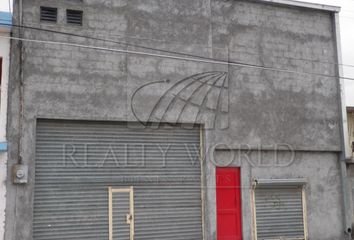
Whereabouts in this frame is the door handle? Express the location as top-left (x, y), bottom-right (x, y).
top-left (126, 213), bottom-right (133, 224)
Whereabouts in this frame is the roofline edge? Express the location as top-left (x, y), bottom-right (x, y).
top-left (255, 0), bottom-right (341, 12)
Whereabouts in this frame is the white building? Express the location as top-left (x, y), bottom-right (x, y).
top-left (0, 11), bottom-right (11, 240)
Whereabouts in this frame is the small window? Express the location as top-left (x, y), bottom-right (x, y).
top-left (40, 7), bottom-right (58, 23)
top-left (253, 179), bottom-right (307, 240)
top-left (66, 9), bottom-right (83, 26)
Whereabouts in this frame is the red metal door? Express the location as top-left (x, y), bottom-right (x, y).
top-left (216, 167), bottom-right (242, 240)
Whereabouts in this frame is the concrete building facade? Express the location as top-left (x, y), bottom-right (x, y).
top-left (4, 0), bottom-right (353, 239)
top-left (0, 11), bottom-right (11, 240)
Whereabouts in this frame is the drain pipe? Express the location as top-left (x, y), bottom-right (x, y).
top-left (333, 12), bottom-right (353, 239)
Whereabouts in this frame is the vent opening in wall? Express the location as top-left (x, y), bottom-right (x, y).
top-left (66, 9), bottom-right (83, 26)
top-left (40, 7), bottom-right (57, 23)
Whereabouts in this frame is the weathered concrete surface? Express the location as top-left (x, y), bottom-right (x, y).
top-left (18, 0), bottom-right (341, 149)
top-left (5, 0), bottom-right (345, 239)
top-left (215, 150), bottom-right (344, 239)
top-left (0, 29), bottom-right (11, 240)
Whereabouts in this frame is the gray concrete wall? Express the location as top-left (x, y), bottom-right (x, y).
top-left (0, 26), bottom-right (11, 240)
top-left (215, 150), bottom-right (343, 239)
top-left (5, 0), bottom-right (345, 239)
top-left (16, 0), bottom-right (341, 148)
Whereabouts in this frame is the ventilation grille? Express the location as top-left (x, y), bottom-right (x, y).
top-left (66, 9), bottom-right (83, 25)
top-left (40, 7), bottom-right (57, 23)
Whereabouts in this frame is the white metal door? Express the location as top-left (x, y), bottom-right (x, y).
top-left (109, 187), bottom-right (135, 240)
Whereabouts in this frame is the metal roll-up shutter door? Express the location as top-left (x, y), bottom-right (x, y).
top-left (33, 120), bottom-right (202, 240)
top-left (254, 187), bottom-right (305, 240)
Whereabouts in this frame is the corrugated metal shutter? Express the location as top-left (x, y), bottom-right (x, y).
top-left (33, 120), bottom-right (202, 240)
top-left (254, 187), bottom-right (305, 240)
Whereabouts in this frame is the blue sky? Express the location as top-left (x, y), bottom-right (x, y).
top-left (1, 0), bottom-right (353, 106)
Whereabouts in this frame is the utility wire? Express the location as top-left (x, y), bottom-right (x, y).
top-left (2, 21), bottom-right (354, 69)
top-left (342, 10), bottom-right (354, 14)
top-left (1, 34), bottom-right (354, 82)
top-left (340, 15), bottom-right (354, 20)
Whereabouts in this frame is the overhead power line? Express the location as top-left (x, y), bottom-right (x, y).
top-left (1, 34), bottom-right (354, 82)
top-left (1, 21), bottom-right (354, 69)
top-left (341, 9), bottom-right (354, 14)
